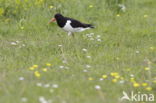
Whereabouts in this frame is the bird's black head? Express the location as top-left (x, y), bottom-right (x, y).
top-left (54, 13), bottom-right (64, 21)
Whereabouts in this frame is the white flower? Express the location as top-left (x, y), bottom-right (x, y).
top-left (86, 56), bottom-right (91, 59)
top-left (58, 44), bottom-right (62, 47)
top-left (97, 38), bottom-right (101, 41)
top-left (99, 78), bottom-right (104, 81)
top-left (136, 50), bottom-right (140, 54)
top-left (118, 4), bottom-right (126, 12)
top-left (21, 97), bottom-right (28, 102)
top-left (44, 84), bottom-right (50, 88)
top-left (39, 96), bottom-right (48, 103)
top-left (85, 65), bottom-right (91, 68)
top-left (83, 69), bottom-right (88, 72)
top-left (130, 74), bottom-right (134, 77)
top-left (62, 60), bottom-right (67, 64)
top-left (96, 35), bottom-right (101, 38)
top-left (36, 83), bottom-right (42, 87)
top-left (95, 85), bottom-right (101, 90)
top-left (52, 84), bottom-right (58, 88)
top-left (16, 40), bottom-right (20, 43)
top-left (119, 80), bottom-right (125, 84)
top-left (11, 42), bottom-right (17, 45)
top-left (59, 66), bottom-right (64, 69)
top-left (22, 44), bottom-right (26, 47)
top-left (82, 48), bottom-right (87, 52)
top-left (19, 77), bottom-right (24, 81)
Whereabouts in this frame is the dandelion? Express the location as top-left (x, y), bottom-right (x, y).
top-left (142, 83), bottom-right (148, 87)
top-left (102, 75), bottom-right (107, 79)
top-left (133, 83), bottom-right (140, 87)
top-left (150, 47), bottom-right (154, 50)
top-left (110, 72), bottom-right (119, 77)
top-left (29, 67), bottom-right (35, 70)
top-left (42, 68), bottom-right (47, 72)
top-left (46, 63), bottom-right (51, 66)
top-left (19, 77), bottom-right (25, 81)
top-left (34, 71), bottom-right (41, 78)
top-left (89, 5), bottom-right (93, 8)
top-left (95, 85), bottom-right (101, 90)
top-left (144, 67), bottom-right (150, 71)
top-left (116, 14), bottom-right (120, 17)
top-left (112, 79), bottom-right (118, 83)
top-left (49, 5), bottom-right (54, 9)
top-left (88, 77), bottom-right (93, 81)
top-left (145, 87), bottom-right (152, 91)
top-left (33, 65), bottom-right (38, 68)
top-left (144, 15), bottom-right (148, 18)
top-left (20, 26), bottom-right (24, 30)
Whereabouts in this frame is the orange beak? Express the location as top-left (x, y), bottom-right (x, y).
top-left (49, 18), bottom-right (56, 24)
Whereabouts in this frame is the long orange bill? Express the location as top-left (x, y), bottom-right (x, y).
top-left (49, 18), bottom-right (56, 24)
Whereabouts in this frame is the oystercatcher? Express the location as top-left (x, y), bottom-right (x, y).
top-left (49, 13), bottom-right (94, 36)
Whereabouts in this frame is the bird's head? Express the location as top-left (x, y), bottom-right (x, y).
top-left (49, 13), bottom-right (64, 24)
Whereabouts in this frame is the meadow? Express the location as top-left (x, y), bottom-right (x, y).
top-left (0, 0), bottom-right (156, 103)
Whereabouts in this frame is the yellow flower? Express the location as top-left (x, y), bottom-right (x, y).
top-left (88, 77), bottom-right (93, 81)
top-left (20, 26), bottom-right (24, 30)
top-left (115, 75), bottom-right (120, 79)
top-left (116, 14), bottom-right (120, 17)
top-left (110, 72), bottom-right (119, 77)
top-left (150, 47), bottom-right (154, 50)
top-left (49, 5), bottom-right (53, 9)
top-left (46, 63), bottom-right (51, 66)
top-left (34, 71), bottom-right (41, 78)
top-left (89, 5), bottom-right (93, 8)
top-left (102, 75), bottom-right (107, 79)
top-left (33, 65), bottom-right (38, 68)
top-left (112, 79), bottom-right (117, 83)
top-left (144, 15), bottom-right (148, 18)
top-left (145, 87), bottom-right (152, 91)
top-left (0, 8), bottom-right (4, 16)
top-left (42, 68), bottom-right (47, 72)
top-left (29, 67), bottom-right (35, 70)
top-left (133, 83), bottom-right (140, 87)
top-left (144, 67), bottom-right (150, 71)
top-left (142, 83), bottom-right (148, 87)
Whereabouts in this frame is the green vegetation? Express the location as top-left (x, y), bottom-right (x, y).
top-left (0, 0), bottom-right (156, 103)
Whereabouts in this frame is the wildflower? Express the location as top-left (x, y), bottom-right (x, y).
top-left (82, 48), bottom-right (87, 52)
top-left (115, 75), bottom-right (120, 79)
top-left (29, 67), bottom-right (35, 70)
top-left (130, 74), bottom-right (134, 77)
top-left (86, 56), bottom-right (91, 59)
top-left (130, 78), bottom-right (135, 83)
top-left (49, 89), bottom-right (54, 93)
top-left (58, 44), bottom-right (62, 47)
top-left (116, 14), bottom-right (120, 17)
top-left (119, 80), bottom-right (125, 84)
top-left (150, 47), bottom-right (154, 50)
top-left (99, 78), bottom-right (103, 81)
top-left (46, 63), bottom-right (51, 66)
top-left (36, 83), bottom-right (42, 87)
top-left (85, 64), bottom-right (91, 68)
top-left (88, 77), bottom-right (93, 81)
top-left (144, 15), bottom-right (148, 18)
top-left (112, 79), bottom-right (117, 83)
top-left (33, 65), bottom-right (38, 68)
top-left (133, 83), bottom-right (140, 87)
top-left (89, 5), bottom-right (93, 8)
top-left (19, 77), bottom-right (25, 81)
top-left (49, 5), bottom-right (54, 9)
top-left (145, 87), bottom-right (152, 91)
top-left (42, 68), bottom-right (47, 72)
top-left (102, 75), bottom-right (107, 79)
top-left (11, 42), bottom-right (17, 45)
top-left (97, 38), bottom-right (101, 42)
top-left (20, 26), bottom-right (24, 30)
top-left (142, 83), bottom-right (148, 87)
top-left (95, 85), bottom-right (101, 90)
top-left (44, 84), bottom-right (50, 88)
top-left (110, 72), bottom-right (119, 77)
top-left (21, 97), bottom-right (28, 102)
top-left (144, 67), bottom-right (150, 71)
top-left (118, 4), bottom-right (126, 12)
top-left (34, 71), bottom-right (41, 78)
top-left (96, 35), bottom-right (101, 38)
top-left (59, 66), bottom-right (64, 69)
top-left (52, 84), bottom-right (58, 88)
top-left (83, 69), bottom-right (88, 72)
top-left (136, 50), bottom-right (140, 54)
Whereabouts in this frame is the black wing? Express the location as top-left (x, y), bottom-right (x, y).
top-left (65, 17), bottom-right (94, 28)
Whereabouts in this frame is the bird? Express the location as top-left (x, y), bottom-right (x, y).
top-left (49, 13), bottom-right (94, 36)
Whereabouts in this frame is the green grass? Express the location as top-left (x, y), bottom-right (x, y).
top-left (0, 0), bottom-right (156, 103)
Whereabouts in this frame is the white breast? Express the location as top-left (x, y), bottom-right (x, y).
top-left (62, 20), bottom-right (90, 32)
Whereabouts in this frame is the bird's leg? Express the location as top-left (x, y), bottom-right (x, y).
top-left (68, 32), bottom-right (72, 36)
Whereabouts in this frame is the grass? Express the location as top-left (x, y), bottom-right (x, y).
top-left (0, 0), bottom-right (156, 103)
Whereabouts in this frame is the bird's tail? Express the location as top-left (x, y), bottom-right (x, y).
top-left (85, 24), bottom-right (95, 28)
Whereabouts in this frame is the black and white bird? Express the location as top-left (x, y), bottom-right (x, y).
top-left (49, 13), bottom-right (94, 36)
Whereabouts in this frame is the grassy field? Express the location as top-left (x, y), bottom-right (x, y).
top-left (0, 0), bottom-right (156, 103)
